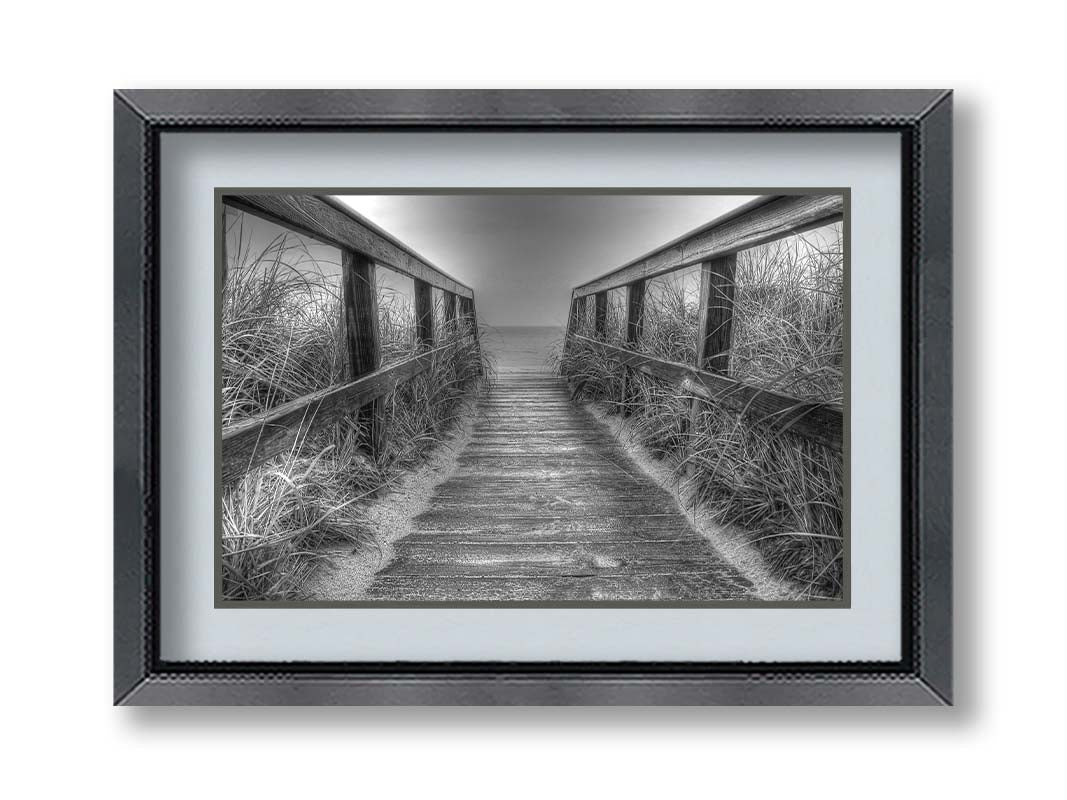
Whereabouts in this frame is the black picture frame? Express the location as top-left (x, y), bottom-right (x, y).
top-left (114, 89), bottom-right (952, 706)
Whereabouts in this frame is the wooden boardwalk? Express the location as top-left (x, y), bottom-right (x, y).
top-left (364, 370), bottom-right (753, 602)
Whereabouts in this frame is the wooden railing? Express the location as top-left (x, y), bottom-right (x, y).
top-left (221, 194), bottom-right (480, 484)
top-left (564, 194), bottom-right (845, 452)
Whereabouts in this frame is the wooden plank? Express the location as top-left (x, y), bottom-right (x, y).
top-left (469, 296), bottom-right (484, 372)
top-left (460, 432), bottom-right (618, 441)
top-left (622, 280), bottom-right (646, 414)
top-left (688, 255), bottom-right (736, 472)
top-left (458, 295), bottom-right (472, 333)
top-left (342, 252), bottom-right (380, 376)
top-left (594, 291), bottom-right (608, 339)
top-left (443, 290), bottom-right (457, 333)
top-left (574, 295), bottom-right (589, 337)
top-left (563, 296), bottom-right (581, 359)
top-left (405, 531), bottom-right (695, 545)
top-left (341, 250), bottom-right (387, 458)
top-left (433, 479), bottom-right (674, 494)
top-left (414, 512), bottom-right (684, 527)
top-left (364, 574), bottom-right (751, 602)
top-left (572, 335), bottom-right (842, 450)
top-left (626, 280), bottom-right (646, 346)
top-left (568, 297), bottom-right (580, 334)
top-left (468, 296), bottom-right (482, 341)
top-left (694, 255), bottom-right (736, 373)
top-left (459, 295), bottom-right (479, 339)
top-left (393, 540), bottom-right (713, 557)
top-left (221, 343), bottom-right (457, 483)
top-left (223, 193), bottom-right (474, 298)
top-left (573, 194), bottom-right (843, 296)
top-left (382, 555), bottom-right (724, 579)
top-left (414, 278), bottom-right (434, 346)
top-left (439, 466), bottom-right (641, 479)
top-left (425, 496), bottom-right (680, 513)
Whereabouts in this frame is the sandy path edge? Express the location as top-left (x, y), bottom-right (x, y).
top-left (304, 396), bottom-right (481, 600)
top-left (585, 403), bottom-right (805, 601)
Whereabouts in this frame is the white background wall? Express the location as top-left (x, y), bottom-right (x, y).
top-left (1, 1), bottom-right (1062, 797)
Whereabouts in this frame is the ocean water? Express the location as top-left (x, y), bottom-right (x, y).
top-left (481, 326), bottom-right (565, 374)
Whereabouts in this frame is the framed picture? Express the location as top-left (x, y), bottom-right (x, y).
top-left (114, 89), bottom-right (952, 705)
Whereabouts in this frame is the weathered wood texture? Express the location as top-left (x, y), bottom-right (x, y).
top-left (594, 291), bottom-right (608, 339)
top-left (414, 278), bottom-right (434, 346)
top-left (362, 372), bottom-right (752, 601)
top-left (621, 280), bottom-right (647, 414)
top-left (342, 251), bottom-right (381, 377)
top-left (443, 290), bottom-right (457, 332)
top-left (223, 194), bottom-right (473, 298)
top-left (221, 343), bottom-right (457, 484)
top-left (459, 295), bottom-right (475, 335)
top-left (565, 297), bottom-right (579, 336)
top-left (563, 297), bottom-right (581, 359)
top-left (626, 280), bottom-right (646, 345)
top-left (342, 251), bottom-right (386, 457)
top-left (695, 255), bottom-right (737, 373)
top-left (573, 194), bottom-right (843, 297)
top-left (572, 335), bottom-right (843, 450)
top-left (574, 294), bottom-right (590, 335)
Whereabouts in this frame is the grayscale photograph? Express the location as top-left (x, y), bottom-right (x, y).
top-left (218, 191), bottom-right (846, 605)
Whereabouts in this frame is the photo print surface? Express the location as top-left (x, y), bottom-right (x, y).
top-left (218, 191), bottom-right (847, 606)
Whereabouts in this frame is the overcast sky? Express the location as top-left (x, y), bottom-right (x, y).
top-left (333, 194), bottom-right (756, 328)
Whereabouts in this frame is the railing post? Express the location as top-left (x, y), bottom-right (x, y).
top-left (574, 295), bottom-right (589, 336)
top-left (622, 280), bottom-right (646, 415)
top-left (626, 281), bottom-right (646, 346)
top-left (695, 254), bottom-right (737, 373)
top-left (687, 254), bottom-right (737, 473)
top-left (457, 294), bottom-right (483, 375)
top-left (563, 293), bottom-right (589, 369)
top-left (443, 290), bottom-right (457, 336)
top-left (594, 291), bottom-right (608, 340)
top-left (341, 250), bottom-right (386, 459)
top-left (459, 296), bottom-right (472, 337)
top-left (414, 278), bottom-right (434, 347)
top-left (460, 298), bottom-right (478, 339)
top-left (468, 295), bottom-right (483, 374)
top-left (563, 295), bottom-right (578, 352)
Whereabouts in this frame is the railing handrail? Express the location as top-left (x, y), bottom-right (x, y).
top-left (221, 341), bottom-right (461, 484)
top-left (571, 193), bottom-right (843, 297)
top-left (223, 193), bottom-right (474, 298)
top-left (571, 335), bottom-right (842, 450)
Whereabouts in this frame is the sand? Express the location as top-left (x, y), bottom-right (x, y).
top-left (304, 397), bottom-right (480, 600)
top-left (587, 404), bottom-right (804, 601)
